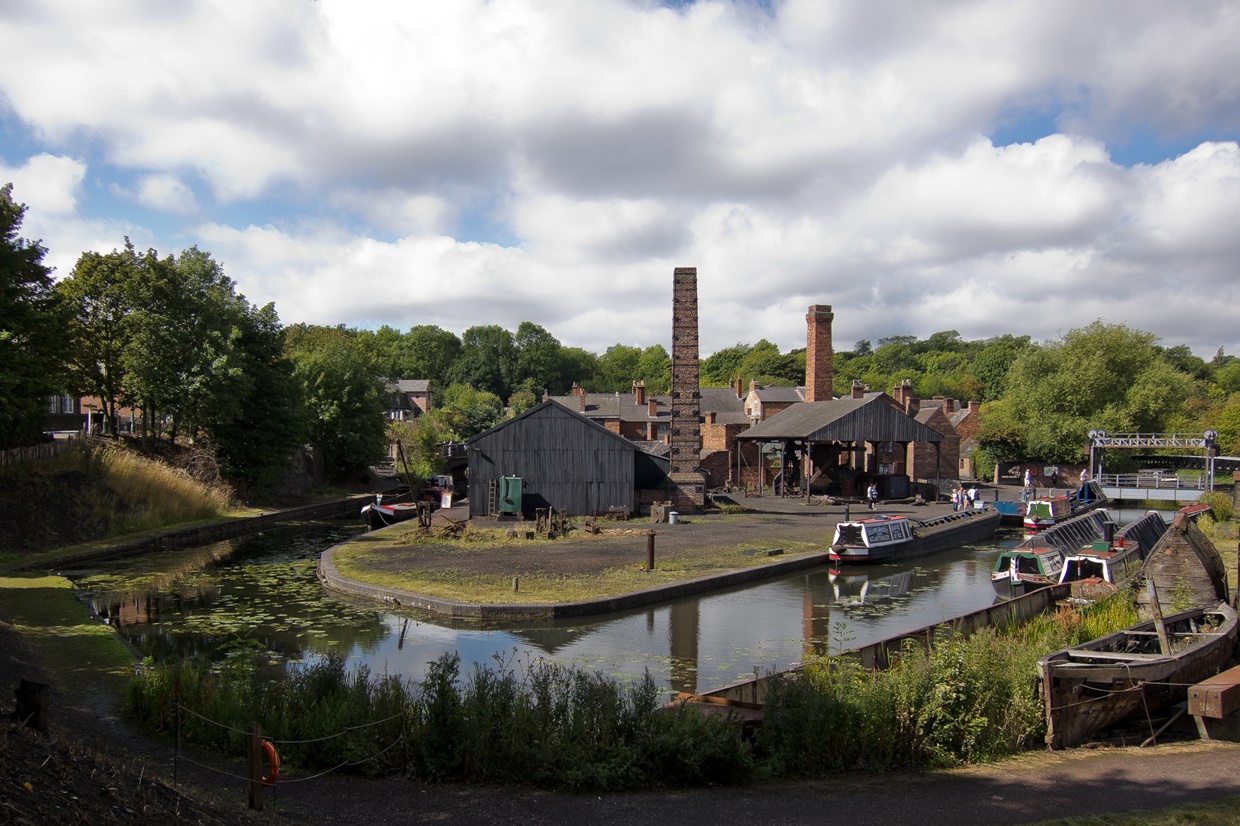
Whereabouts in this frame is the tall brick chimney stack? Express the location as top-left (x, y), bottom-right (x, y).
top-left (669, 267), bottom-right (704, 512)
top-left (805, 304), bottom-right (834, 402)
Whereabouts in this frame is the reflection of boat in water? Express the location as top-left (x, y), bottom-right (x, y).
top-left (1023, 481), bottom-right (1107, 531)
top-left (827, 568), bottom-right (915, 607)
top-left (1037, 602), bottom-right (1239, 749)
top-left (828, 507), bottom-right (1000, 564)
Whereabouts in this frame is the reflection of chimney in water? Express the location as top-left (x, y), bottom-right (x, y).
top-left (803, 573), bottom-right (831, 658)
top-left (668, 600), bottom-right (700, 695)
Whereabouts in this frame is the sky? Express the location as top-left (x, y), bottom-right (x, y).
top-left (2, 0), bottom-right (1239, 359)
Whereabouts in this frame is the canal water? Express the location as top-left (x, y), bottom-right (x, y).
top-left (63, 509), bottom-right (1164, 695)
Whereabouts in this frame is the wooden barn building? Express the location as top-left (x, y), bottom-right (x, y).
top-left (466, 400), bottom-right (671, 518)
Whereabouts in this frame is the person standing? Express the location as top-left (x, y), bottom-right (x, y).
top-left (867, 483), bottom-right (878, 510)
top-left (951, 488), bottom-right (961, 512)
top-left (1023, 469), bottom-right (1032, 489)
top-left (967, 485), bottom-right (978, 508)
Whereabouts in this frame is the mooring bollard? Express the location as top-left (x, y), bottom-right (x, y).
top-left (646, 530), bottom-right (655, 571)
top-left (513, 576), bottom-right (519, 594)
top-left (247, 721), bottom-right (263, 811)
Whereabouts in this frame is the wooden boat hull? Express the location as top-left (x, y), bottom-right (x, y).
top-left (1037, 603), bottom-right (1239, 749)
top-left (831, 507), bottom-right (1001, 564)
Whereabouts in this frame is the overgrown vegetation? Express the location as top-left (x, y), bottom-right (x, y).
top-left (129, 596), bottom-right (1138, 789)
top-left (0, 440), bottom-right (234, 555)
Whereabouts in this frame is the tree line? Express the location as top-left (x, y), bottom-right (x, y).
top-left (4, 183), bottom-right (1240, 497)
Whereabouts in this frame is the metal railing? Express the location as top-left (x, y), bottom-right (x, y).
top-left (1098, 471), bottom-right (1206, 490)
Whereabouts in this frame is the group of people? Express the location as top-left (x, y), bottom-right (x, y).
top-left (950, 485), bottom-right (979, 511)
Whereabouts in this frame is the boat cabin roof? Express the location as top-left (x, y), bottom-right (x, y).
top-left (845, 514), bottom-right (910, 527)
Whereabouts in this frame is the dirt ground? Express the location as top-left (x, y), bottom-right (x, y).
top-left (348, 496), bottom-right (947, 580)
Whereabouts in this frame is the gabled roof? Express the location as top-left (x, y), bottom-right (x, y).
top-left (545, 392), bottom-right (669, 423)
top-left (736, 395), bottom-right (944, 443)
top-left (465, 399), bottom-right (668, 468)
top-left (750, 385), bottom-right (805, 403)
top-left (391, 379), bottom-right (431, 393)
top-left (699, 386), bottom-right (751, 424)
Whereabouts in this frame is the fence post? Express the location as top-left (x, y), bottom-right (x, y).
top-left (248, 721), bottom-right (263, 811)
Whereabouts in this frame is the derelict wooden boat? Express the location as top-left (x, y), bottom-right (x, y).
top-left (828, 506), bottom-right (1000, 564)
top-left (1037, 602), bottom-right (1239, 749)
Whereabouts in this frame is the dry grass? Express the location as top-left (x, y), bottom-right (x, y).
top-left (99, 446), bottom-right (233, 532)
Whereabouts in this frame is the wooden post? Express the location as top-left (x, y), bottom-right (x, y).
top-left (1145, 580), bottom-right (1172, 656)
top-left (248, 721), bottom-right (263, 811)
top-left (646, 530), bottom-right (655, 571)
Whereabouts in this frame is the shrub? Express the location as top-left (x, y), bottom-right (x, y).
top-left (1200, 491), bottom-right (1234, 523)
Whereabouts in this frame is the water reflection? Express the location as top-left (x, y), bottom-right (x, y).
top-left (66, 520), bottom-right (1024, 695)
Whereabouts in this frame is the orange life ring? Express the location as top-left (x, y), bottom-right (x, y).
top-left (260, 739), bottom-right (280, 786)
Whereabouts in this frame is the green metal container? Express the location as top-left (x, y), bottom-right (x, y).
top-left (498, 476), bottom-right (523, 514)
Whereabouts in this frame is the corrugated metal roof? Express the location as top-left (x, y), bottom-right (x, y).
top-left (736, 396), bottom-right (944, 443)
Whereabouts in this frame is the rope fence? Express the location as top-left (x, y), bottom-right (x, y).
top-left (173, 702), bottom-right (407, 813)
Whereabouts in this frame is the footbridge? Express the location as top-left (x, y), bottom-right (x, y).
top-left (1088, 430), bottom-right (1227, 502)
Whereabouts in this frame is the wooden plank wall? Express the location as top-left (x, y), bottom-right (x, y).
top-left (469, 405), bottom-right (637, 516)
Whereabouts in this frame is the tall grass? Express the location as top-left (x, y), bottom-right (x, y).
top-left (127, 595), bottom-right (1141, 789)
top-left (760, 594), bottom-right (1139, 772)
top-left (97, 444), bottom-right (233, 532)
top-left (128, 650), bottom-right (753, 790)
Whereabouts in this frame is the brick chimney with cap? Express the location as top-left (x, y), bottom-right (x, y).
top-left (633, 381), bottom-right (646, 406)
top-left (851, 380), bottom-right (866, 399)
top-left (805, 304), bottom-right (834, 402)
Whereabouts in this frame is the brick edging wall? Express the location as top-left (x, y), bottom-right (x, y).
top-left (18, 496), bottom-right (371, 571)
top-left (318, 544), bottom-right (835, 620)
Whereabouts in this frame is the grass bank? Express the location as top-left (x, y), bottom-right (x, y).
top-left (331, 523), bottom-right (820, 604)
top-left (0, 440), bottom-right (239, 564)
top-left (0, 574), bottom-right (133, 705)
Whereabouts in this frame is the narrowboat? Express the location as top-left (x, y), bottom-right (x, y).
top-left (828, 507), bottom-right (1001, 565)
top-left (1057, 511), bottom-right (1168, 600)
top-left (990, 545), bottom-right (1066, 599)
top-left (1023, 481), bottom-right (1108, 531)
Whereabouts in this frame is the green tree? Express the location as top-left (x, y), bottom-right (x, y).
top-left (286, 325), bottom-right (388, 479)
top-left (206, 302), bottom-right (305, 495)
top-left (635, 344), bottom-right (671, 394)
top-left (596, 344), bottom-right (641, 392)
top-left (701, 343), bottom-right (751, 387)
top-left (988, 321), bottom-right (1193, 463)
top-left (58, 244), bottom-right (141, 436)
top-left (438, 382), bottom-right (504, 439)
top-left (558, 346), bottom-right (600, 390)
top-left (514, 321), bottom-right (566, 394)
top-left (450, 325), bottom-right (517, 399)
top-left (393, 325), bottom-right (462, 389)
top-left (740, 339), bottom-right (803, 386)
top-left (0, 184), bottom-right (69, 448)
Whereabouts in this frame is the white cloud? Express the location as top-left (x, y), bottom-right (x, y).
top-left (1, 1), bottom-right (1239, 357)
top-left (0, 153), bottom-right (85, 215)
top-left (134, 173), bottom-right (199, 214)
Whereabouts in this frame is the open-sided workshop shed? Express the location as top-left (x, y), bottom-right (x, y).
top-left (466, 400), bottom-right (670, 517)
top-left (736, 394), bottom-right (945, 498)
